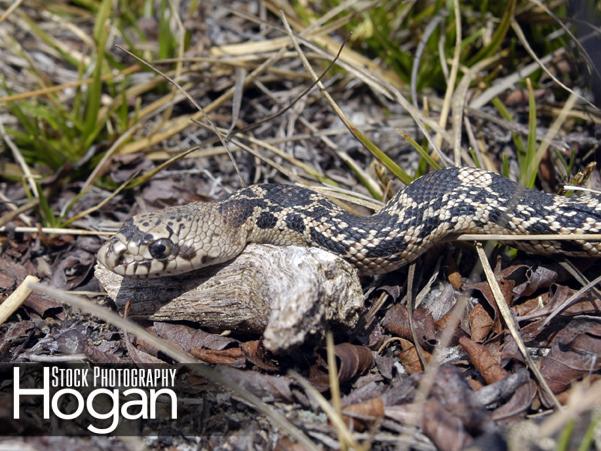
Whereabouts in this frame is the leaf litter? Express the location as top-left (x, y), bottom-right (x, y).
top-left (1, 1), bottom-right (601, 450)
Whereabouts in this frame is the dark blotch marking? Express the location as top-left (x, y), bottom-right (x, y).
top-left (318, 198), bottom-right (333, 208)
top-left (306, 205), bottom-right (330, 220)
top-left (364, 235), bottom-right (408, 258)
top-left (285, 213), bottom-right (305, 233)
top-left (310, 227), bottom-right (349, 255)
top-left (402, 167), bottom-right (462, 204)
top-left (220, 199), bottom-right (257, 227)
top-left (488, 172), bottom-right (522, 197)
top-left (120, 219), bottom-right (148, 244)
top-left (200, 255), bottom-right (215, 265)
top-left (526, 222), bottom-right (552, 234)
top-left (449, 203), bottom-right (477, 218)
top-left (261, 184), bottom-right (314, 207)
top-left (257, 211), bottom-right (278, 229)
top-left (488, 209), bottom-right (502, 224)
top-left (559, 240), bottom-right (586, 253)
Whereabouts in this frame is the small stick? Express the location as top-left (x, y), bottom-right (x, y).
top-left (0, 275), bottom-right (39, 325)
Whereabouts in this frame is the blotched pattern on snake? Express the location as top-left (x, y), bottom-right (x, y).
top-left (97, 167), bottom-right (601, 277)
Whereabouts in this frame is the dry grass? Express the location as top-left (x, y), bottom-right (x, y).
top-left (2, 0), bottom-right (601, 449)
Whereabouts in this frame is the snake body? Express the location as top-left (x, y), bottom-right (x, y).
top-left (97, 167), bottom-right (601, 277)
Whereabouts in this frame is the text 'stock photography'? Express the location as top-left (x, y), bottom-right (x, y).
top-left (1, 363), bottom-right (209, 436)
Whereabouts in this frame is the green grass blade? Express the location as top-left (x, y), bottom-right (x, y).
top-left (524, 78), bottom-right (538, 188)
top-left (36, 185), bottom-right (59, 227)
top-left (399, 131), bottom-right (442, 171)
top-left (468, 0), bottom-right (516, 64)
top-left (492, 97), bottom-right (526, 159)
top-left (349, 125), bottom-right (413, 185)
top-left (82, 0), bottom-right (112, 141)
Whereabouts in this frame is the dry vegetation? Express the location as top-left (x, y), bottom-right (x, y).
top-left (1, 0), bottom-right (601, 449)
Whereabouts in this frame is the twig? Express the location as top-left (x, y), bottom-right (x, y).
top-left (28, 282), bottom-right (318, 450)
top-left (114, 44), bottom-right (245, 186)
top-left (0, 275), bottom-right (39, 325)
top-left (475, 243), bottom-right (560, 409)
top-left (0, 226), bottom-right (113, 236)
top-left (542, 271), bottom-right (601, 326)
top-left (435, 0), bottom-right (461, 156)
top-left (0, 119), bottom-right (39, 198)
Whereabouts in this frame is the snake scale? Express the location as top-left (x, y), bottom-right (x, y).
top-left (97, 167), bottom-right (601, 278)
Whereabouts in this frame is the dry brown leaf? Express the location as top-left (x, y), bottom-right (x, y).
top-left (240, 340), bottom-right (279, 372)
top-left (459, 336), bottom-right (508, 384)
top-left (469, 303), bottom-right (495, 342)
top-left (539, 319), bottom-right (601, 394)
top-left (125, 334), bottom-right (165, 364)
top-left (422, 400), bottom-right (471, 451)
top-left (153, 322), bottom-right (238, 351)
top-left (335, 343), bottom-right (374, 382)
top-left (492, 380), bottom-right (537, 420)
top-left (513, 265), bottom-right (558, 298)
top-left (309, 343), bottom-right (375, 391)
top-left (382, 304), bottom-right (437, 346)
top-left (217, 366), bottom-right (295, 402)
top-left (398, 338), bottom-right (431, 374)
top-left (50, 250), bottom-right (95, 290)
top-left (341, 397), bottom-right (385, 432)
top-left (191, 347), bottom-right (246, 367)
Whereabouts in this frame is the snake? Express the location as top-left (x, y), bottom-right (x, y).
top-left (97, 167), bottom-right (601, 278)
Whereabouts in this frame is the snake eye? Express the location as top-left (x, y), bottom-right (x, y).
top-left (149, 239), bottom-right (174, 260)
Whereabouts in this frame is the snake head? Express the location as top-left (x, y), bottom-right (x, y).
top-left (97, 202), bottom-right (247, 277)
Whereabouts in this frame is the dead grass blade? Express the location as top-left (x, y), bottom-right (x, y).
top-left (411, 12), bottom-right (445, 107)
top-left (469, 48), bottom-right (563, 109)
top-left (451, 55), bottom-right (501, 165)
top-left (406, 262), bottom-right (427, 369)
top-left (0, 0), bottom-right (24, 22)
top-left (0, 118), bottom-right (39, 198)
top-left (289, 370), bottom-right (364, 450)
top-left (228, 67), bottom-right (246, 135)
top-left (457, 233), bottom-right (601, 241)
top-left (326, 331), bottom-right (347, 451)
top-left (511, 19), bottom-right (596, 111)
top-left (538, 378), bottom-right (601, 439)
top-left (0, 226), bottom-right (113, 236)
top-left (27, 282), bottom-right (318, 450)
top-left (234, 7), bottom-right (450, 160)
top-left (0, 275), bottom-right (38, 325)
top-left (114, 44), bottom-right (244, 186)
top-left (435, 0), bottom-right (461, 156)
top-left (542, 272), bottom-right (601, 326)
top-left (475, 242), bottom-right (560, 409)
top-left (528, 91), bottom-right (578, 187)
top-left (232, 39), bottom-right (346, 138)
top-left (0, 196), bottom-right (36, 227)
top-left (279, 11), bottom-right (412, 185)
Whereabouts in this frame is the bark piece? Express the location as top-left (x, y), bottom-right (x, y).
top-left (95, 244), bottom-right (364, 353)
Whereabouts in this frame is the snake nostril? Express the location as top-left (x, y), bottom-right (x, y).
top-left (113, 248), bottom-right (125, 266)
